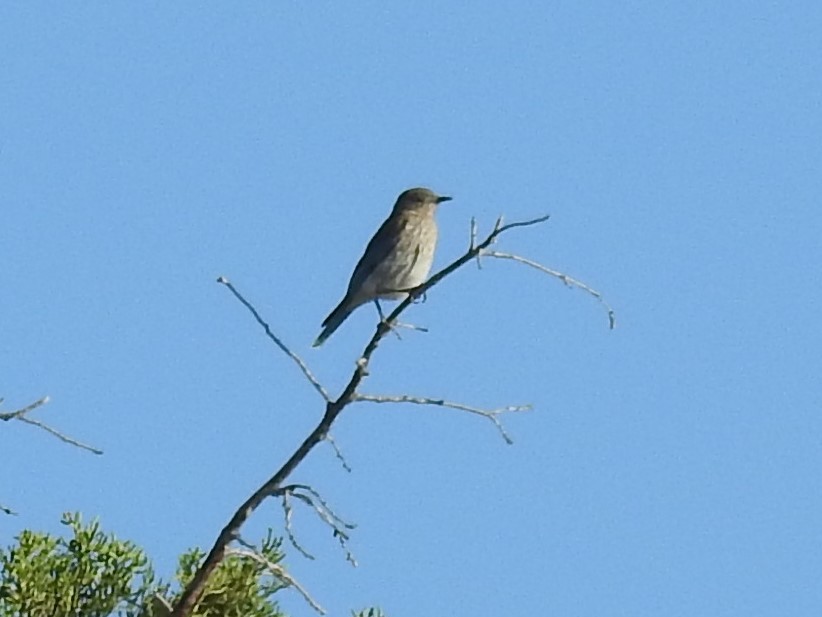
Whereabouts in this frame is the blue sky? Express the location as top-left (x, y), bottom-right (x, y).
top-left (2, 2), bottom-right (821, 615)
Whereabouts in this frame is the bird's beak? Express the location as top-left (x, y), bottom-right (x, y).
top-left (436, 195), bottom-right (452, 203)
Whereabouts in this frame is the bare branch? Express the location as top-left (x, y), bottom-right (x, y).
top-left (172, 213), bottom-right (581, 616)
top-left (495, 214), bottom-right (552, 234)
top-left (280, 484), bottom-right (356, 531)
top-left (353, 394), bottom-right (530, 445)
top-left (226, 547), bottom-right (326, 615)
top-left (324, 434), bottom-right (352, 473)
top-left (217, 277), bottom-right (331, 402)
top-left (492, 215), bottom-right (504, 233)
top-left (483, 250), bottom-right (616, 329)
top-left (276, 484), bottom-right (358, 565)
top-left (469, 217), bottom-right (483, 269)
top-left (280, 491), bottom-right (316, 560)
top-left (15, 416), bottom-right (103, 454)
top-left (0, 396), bottom-right (49, 421)
top-left (287, 490), bottom-right (358, 566)
top-left (1, 396), bottom-right (103, 455)
top-left (333, 526), bottom-right (358, 567)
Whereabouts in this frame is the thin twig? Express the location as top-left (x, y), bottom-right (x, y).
top-left (281, 484), bottom-right (356, 531)
top-left (471, 217), bottom-right (483, 269)
top-left (289, 491), bottom-right (358, 566)
top-left (276, 482), bottom-right (359, 565)
top-left (324, 434), bottom-right (352, 472)
top-left (281, 492), bottom-right (315, 560)
top-left (226, 547), bottom-right (325, 615)
top-left (496, 214), bottom-right (551, 234)
top-left (1, 396), bottom-right (102, 455)
top-left (0, 503), bottom-right (17, 516)
top-left (0, 396), bottom-right (49, 421)
top-left (493, 215), bottom-right (504, 233)
top-left (483, 251), bottom-right (616, 329)
top-left (16, 417), bottom-right (103, 455)
top-left (333, 527), bottom-right (358, 567)
top-left (353, 394), bottom-right (530, 445)
top-left (217, 277), bottom-right (331, 402)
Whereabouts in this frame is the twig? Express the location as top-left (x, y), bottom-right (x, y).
top-left (0, 503), bottom-right (17, 516)
top-left (495, 214), bottom-right (551, 233)
top-left (226, 547), bottom-right (325, 615)
top-left (0, 396), bottom-right (48, 421)
top-left (353, 394), bottom-right (530, 445)
top-left (483, 251), bottom-right (616, 329)
top-left (283, 485), bottom-right (354, 530)
top-left (469, 216), bottom-right (482, 270)
top-left (280, 491), bottom-right (315, 560)
top-left (217, 277), bottom-right (331, 402)
top-left (1, 396), bottom-right (102, 455)
top-left (288, 489), bottom-right (358, 566)
top-left (15, 416), bottom-right (103, 454)
top-left (324, 434), bottom-right (352, 472)
top-left (288, 491), bottom-right (356, 534)
top-left (277, 484), bottom-right (357, 565)
top-left (333, 526), bottom-right (357, 567)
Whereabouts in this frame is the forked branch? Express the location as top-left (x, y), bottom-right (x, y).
top-left (276, 483), bottom-right (357, 564)
top-left (353, 394), bottom-right (531, 444)
top-left (171, 213), bottom-right (612, 616)
top-left (226, 546), bottom-right (325, 615)
top-left (0, 396), bottom-right (102, 455)
top-left (483, 250), bottom-right (616, 329)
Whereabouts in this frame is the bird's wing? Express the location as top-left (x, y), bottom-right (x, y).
top-left (346, 211), bottom-right (407, 294)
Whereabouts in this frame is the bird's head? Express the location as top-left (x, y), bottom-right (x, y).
top-left (393, 187), bottom-right (452, 213)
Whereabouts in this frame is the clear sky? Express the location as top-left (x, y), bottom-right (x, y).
top-left (2, 2), bottom-right (821, 616)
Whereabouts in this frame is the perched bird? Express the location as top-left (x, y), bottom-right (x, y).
top-left (313, 187), bottom-right (451, 347)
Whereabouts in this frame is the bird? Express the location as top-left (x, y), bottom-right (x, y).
top-left (313, 187), bottom-right (451, 347)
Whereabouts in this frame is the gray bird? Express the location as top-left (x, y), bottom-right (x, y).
top-left (313, 187), bottom-right (451, 347)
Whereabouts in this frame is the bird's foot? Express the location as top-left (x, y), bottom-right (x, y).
top-left (406, 283), bottom-right (427, 304)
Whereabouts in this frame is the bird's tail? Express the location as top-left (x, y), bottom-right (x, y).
top-left (313, 299), bottom-right (353, 347)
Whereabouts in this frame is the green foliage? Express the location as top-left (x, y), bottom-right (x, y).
top-left (172, 531), bottom-right (286, 617)
top-left (352, 609), bottom-right (386, 617)
top-left (0, 512), bottom-right (155, 617)
top-left (0, 514), bottom-right (287, 617)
